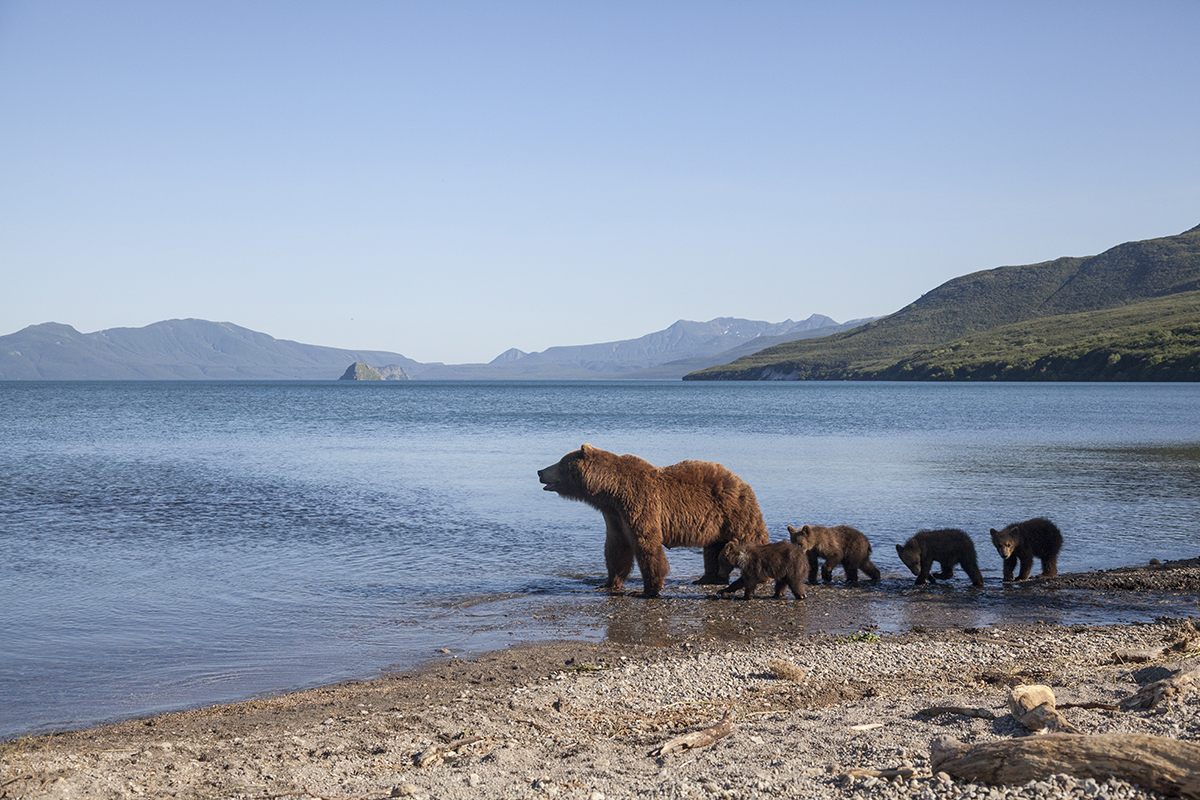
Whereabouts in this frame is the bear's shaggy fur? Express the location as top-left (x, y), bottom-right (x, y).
top-left (716, 541), bottom-right (807, 600)
top-left (787, 524), bottom-right (881, 584)
top-left (990, 517), bottom-right (1063, 581)
top-left (896, 529), bottom-right (984, 586)
top-left (537, 444), bottom-right (769, 597)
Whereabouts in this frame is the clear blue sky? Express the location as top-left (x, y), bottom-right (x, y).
top-left (2, 1), bottom-right (1198, 364)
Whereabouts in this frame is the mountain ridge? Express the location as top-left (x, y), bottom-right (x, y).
top-left (0, 315), bottom-right (865, 381)
top-left (686, 223), bottom-right (1200, 381)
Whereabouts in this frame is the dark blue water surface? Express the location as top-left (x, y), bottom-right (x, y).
top-left (1, 380), bottom-right (1198, 739)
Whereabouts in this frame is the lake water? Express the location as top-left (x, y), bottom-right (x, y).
top-left (1, 380), bottom-right (1198, 740)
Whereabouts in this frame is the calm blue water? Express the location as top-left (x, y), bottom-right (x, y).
top-left (1, 380), bottom-right (1198, 740)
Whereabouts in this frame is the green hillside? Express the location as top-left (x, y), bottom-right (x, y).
top-left (876, 291), bottom-right (1200, 381)
top-left (685, 223), bottom-right (1200, 381)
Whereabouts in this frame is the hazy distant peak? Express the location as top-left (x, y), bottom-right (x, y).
top-left (490, 347), bottom-right (528, 364)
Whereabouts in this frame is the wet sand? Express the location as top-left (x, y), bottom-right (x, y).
top-left (3, 558), bottom-right (1199, 800)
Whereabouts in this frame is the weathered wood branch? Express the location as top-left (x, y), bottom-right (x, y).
top-left (931, 733), bottom-right (1200, 799)
top-left (413, 735), bottom-right (487, 767)
top-left (1056, 701), bottom-right (1119, 712)
top-left (1008, 684), bottom-right (1081, 734)
top-left (917, 705), bottom-right (997, 720)
top-left (651, 711), bottom-right (735, 757)
top-left (1121, 663), bottom-right (1200, 711)
top-left (840, 767), bottom-right (916, 781)
top-left (1113, 646), bottom-right (1168, 663)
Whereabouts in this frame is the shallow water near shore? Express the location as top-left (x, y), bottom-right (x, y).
top-left (1, 380), bottom-right (1198, 740)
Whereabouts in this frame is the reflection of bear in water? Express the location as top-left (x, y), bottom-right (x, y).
top-left (990, 517), bottom-right (1062, 581)
top-left (537, 444), bottom-right (769, 598)
top-left (717, 541), bottom-right (808, 600)
top-left (896, 529), bottom-right (984, 586)
top-left (787, 524), bottom-right (881, 584)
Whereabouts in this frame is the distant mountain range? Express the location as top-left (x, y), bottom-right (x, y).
top-left (9, 223), bottom-right (1196, 383)
top-left (687, 223), bottom-right (1200, 381)
top-left (0, 320), bottom-right (424, 381)
top-left (0, 315), bottom-right (871, 381)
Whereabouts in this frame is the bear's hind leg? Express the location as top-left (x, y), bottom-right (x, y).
top-left (861, 558), bottom-right (881, 582)
top-left (1041, 554), bottom-right (1058, 578)
top-left (933, 559), bottom-right (956, 580)
top-left (782, 576), bottom-right (806, 599)
top-left (695, 542), bottom-right (726, 585)
top-left (963, 553), bottom-right (985, 586)
top-left (844, 564), bottom-right (859, 582)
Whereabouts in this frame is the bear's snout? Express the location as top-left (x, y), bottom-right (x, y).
top-left (538, 464), bottom-right (561, 492)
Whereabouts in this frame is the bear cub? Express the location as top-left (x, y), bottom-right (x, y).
top-left (990, 517), bottom-right (1063, 581)
top-left (896, 529), bottom-right (984, 586)
top-left (717, 541), bottom-right (808, 600)
top-left (787, 524), bottom-right (881, 584)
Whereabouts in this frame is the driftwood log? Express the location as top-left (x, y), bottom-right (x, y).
top-left (1113, 646), bottom-right (1168, 663)
top-left (916, 705), bottom-right (997, 720)
top-left (931, 734), bottom-right (1200, 799)
top-left (1116, 624), bottom-right (1200, 664)
top-left (1008, 684), bottom-right (1081, 734)
top-left (840, 768), bottom-right (916, 781)
top-left (1121, 662), bottom-right (1200, 711)
top-left (413, 735), bottom-right (487, 767)
top-left (651, 711), bottom-right (735, 757)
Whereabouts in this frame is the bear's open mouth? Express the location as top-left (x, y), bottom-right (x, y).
top-left (540, 480), bottom-right (559, 492)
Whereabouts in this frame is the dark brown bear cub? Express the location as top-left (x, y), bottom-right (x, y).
top-left (896, 529), bottom-right (984, 586)
top-left (787, 524), bottom-right (881, 584)
top-left (990, 517), bottom-right (1063, 581)
top-left (538, 444), bottom-right (769, 598)
top-left (717, 541), bottom-right (807, 600)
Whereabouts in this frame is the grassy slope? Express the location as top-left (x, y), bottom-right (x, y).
top-left (874, 290), bottom-right (1200, 381)
top-left (686, 224), bottom-right (1200, 381)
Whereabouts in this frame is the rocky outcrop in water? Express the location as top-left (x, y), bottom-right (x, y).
top-left (376, 364), bottom-right (411, 380)
top-left (339, 362), bottom-right (410, 381)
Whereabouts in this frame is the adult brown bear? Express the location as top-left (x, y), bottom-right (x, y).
top-left (537, 444), bottom-right (769, 597)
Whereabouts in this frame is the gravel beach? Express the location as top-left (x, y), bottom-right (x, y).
top-left (4, 559), bottom-right (1199, 800)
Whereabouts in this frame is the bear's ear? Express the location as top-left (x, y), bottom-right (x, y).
top-left (580, 443), bottom-right (593, 453)
top-left (990, 528), bottom-right (999, 535)
top-left (801, 525), bottom-right (812, 535)
top-left (896, 544), bottom-right (904, 554)
top-left (786, 525), bottom-right (798, 534)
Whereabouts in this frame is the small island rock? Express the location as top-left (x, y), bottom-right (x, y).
top-left (339, 362), bottom-right (383, 381)
top-left (338, 362), bottom-right (410, 381)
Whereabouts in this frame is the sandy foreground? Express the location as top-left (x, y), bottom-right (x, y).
top-left (3, 560), bottom-right (1200, 800)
